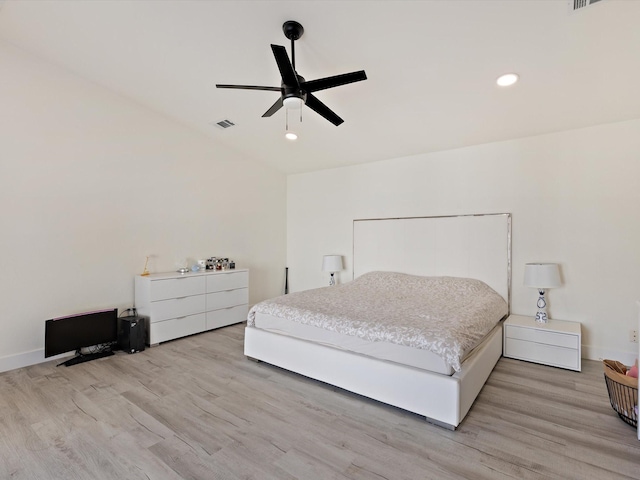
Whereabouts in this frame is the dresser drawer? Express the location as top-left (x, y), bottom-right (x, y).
top-left (149, 294), bottom-right (206, 322)
top-left (505, 338), bottom-right (579, 370)
top-left (150, 276), bottom-right (206, 301)
top-left (206, 288), bottom-right (248, 310)
top-left (206, 271), bottom-right (249, 292)
top-left (505, 324), bottom-right (579, 349)
top-left (206, 304), bottom-right (248, 330)
top-left (149, 313), bottom-right (206, 344)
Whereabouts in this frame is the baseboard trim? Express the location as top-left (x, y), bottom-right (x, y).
top-left (0, 349), bottom-right (71, 374)
top-left (582, 345), bottom-right (637, 366)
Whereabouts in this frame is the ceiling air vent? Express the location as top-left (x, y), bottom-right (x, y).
top-left (569, 0), bottom-right (605, 12)
top-left (213, 119), bottom-right (235, 129)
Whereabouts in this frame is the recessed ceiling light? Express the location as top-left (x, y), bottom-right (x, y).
top-left (285, 132), bottom-right (298, 141)
top-left (496, 73), bottom-right (519, 87)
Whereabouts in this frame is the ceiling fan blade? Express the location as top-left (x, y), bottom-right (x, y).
top-left (262, 97), bottom-right (284, 117)
top-left (216, 84), bottom-right (281, 92)
top-left (302, 70), bottom-right (367, 93)
top-left (305, 93), bottom-right (344, 126)
top-left (271, 44), bottom-right (299, 87)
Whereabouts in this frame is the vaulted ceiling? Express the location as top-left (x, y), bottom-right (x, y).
top-left (1, 0), bottom-right (639, 174)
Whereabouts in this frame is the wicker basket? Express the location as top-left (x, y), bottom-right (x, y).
top-left (603, 359), bottom-right (638, 427)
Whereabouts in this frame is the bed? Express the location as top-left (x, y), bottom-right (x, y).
top-left (244, 213), bottom-right (511, 429)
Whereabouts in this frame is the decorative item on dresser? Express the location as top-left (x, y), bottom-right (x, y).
top-left (135, 269), bottom-right (248, 346)
top-left (141, 256), bottom-right (150, 276)
top-left (524, 263), bottom-right (562, 323)
top-left (503, 314), bottom-right (581, 371)
top-left (322, 255), bottom-right (343, 286)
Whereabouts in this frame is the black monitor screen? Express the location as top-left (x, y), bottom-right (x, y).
top-left (44, 309), bottom-right (118, 358)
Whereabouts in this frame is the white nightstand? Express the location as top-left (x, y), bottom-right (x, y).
top-left (503, 315), bottom-right (581, 371)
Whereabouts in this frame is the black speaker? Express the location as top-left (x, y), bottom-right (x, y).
top-left (117, 315), bottom-right (147, 353)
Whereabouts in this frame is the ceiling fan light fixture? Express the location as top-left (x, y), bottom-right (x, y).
top-left (496, 73), bottom-right (519, 87)
top-left (283, 97), bottom-right (302, 109)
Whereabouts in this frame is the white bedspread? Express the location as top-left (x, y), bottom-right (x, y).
top-left (247, 271), bottom-right (508, 372)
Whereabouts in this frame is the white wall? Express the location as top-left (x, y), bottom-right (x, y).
top-left (0, 41), bottom-right (287, 372)
top-left (288, 119), bottom-right (640, 364)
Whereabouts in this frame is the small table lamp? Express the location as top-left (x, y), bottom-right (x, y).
top-left (322, 255), bottom-right (343, 286)
top-left (524, 263), bottom-right (562, 323)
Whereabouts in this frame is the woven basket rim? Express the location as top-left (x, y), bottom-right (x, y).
top-left (603, 359), bottom-right (638, 389)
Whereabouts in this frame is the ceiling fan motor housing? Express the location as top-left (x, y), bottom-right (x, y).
top-left (282, 74), bottom-right (306, 104)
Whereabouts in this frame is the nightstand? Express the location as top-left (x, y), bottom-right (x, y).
top-left (503, 315), bottom-right (581, 371)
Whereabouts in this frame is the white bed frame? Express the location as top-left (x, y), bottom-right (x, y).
top-left (244, 213), bottom-right (511, 429)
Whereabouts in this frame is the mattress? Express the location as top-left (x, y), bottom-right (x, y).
top-left (248, 272), bottom-right (508, 372)
top-left (252, 312), bottom-right (502, 375)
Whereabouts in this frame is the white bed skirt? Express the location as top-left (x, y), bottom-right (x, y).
top-left (244, 322), bottom-right (503, 429)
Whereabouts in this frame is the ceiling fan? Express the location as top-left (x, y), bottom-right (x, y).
top-left (216, 20), bottom-right (367, 126)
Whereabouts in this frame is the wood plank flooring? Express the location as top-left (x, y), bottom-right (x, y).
top-left (1, 323), bottom-right (638, 479)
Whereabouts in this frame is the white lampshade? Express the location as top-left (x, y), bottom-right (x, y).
top-left (322, 255), bottom-right (343, 273)
top-left (524, 263), bottom-right (561, 289)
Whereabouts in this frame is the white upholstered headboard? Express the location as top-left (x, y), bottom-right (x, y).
top-left (353, 213), bottom-right (511, 309)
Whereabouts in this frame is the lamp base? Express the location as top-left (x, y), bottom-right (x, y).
top-left (329, 272), bottom-right (336, 286)
top-left (534, 310), bottom-right (549, 323)
top-left (535, 289), bottom-right (548, 323)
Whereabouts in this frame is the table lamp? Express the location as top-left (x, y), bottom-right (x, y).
top-left (322, 255), bottom-right (343, 286)
top-left (524, 263), bottom-right (561, 323)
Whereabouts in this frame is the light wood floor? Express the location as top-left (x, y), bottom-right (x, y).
top-left (1, 323), bottom-right (638, 480)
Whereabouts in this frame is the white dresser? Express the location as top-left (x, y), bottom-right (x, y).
top-left (503, 314), bottom-right (581, 371)
top-left (135, 269), bottom-right (249, 345)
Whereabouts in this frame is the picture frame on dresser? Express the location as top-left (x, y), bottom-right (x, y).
top-left (135, 269), bottom-right (249, 345)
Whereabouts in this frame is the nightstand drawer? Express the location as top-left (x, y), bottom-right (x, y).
top-left (505, 338), bottom-right (580, 370)
top-left (503, 315), bottom-right (581, 371)
top-left (505, 324), bottom-right (579, 349)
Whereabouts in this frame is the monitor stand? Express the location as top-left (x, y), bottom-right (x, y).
top-left (57, 349), bottom-right (114, 367)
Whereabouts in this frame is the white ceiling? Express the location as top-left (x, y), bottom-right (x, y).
top-left (1, 0), bottom-right (639, 174)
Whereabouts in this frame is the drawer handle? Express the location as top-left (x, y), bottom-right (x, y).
top-left (176, 296), bottom-right (187, 300)
top-left (176, 316), bottom-right (187, 319)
